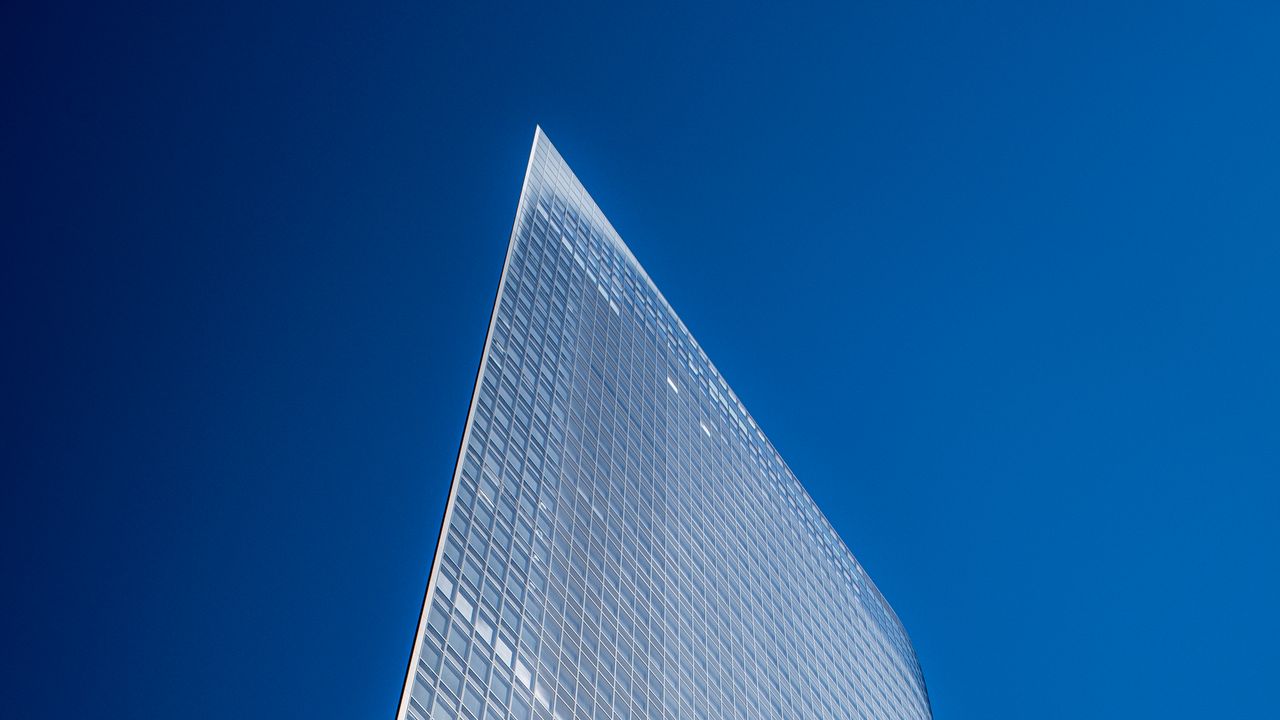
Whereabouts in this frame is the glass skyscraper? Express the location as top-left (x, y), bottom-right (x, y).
top-left (397, 128), bottom-right (930, 720)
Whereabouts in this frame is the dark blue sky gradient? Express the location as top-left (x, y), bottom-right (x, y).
top-left (5, 2), bottom-right (1278, 718)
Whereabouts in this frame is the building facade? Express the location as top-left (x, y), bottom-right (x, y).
top-left (397, 128), bottom-right (930, 720)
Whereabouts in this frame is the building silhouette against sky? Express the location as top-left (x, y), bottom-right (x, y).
top-left (397, 128), bottom-right (930, 720)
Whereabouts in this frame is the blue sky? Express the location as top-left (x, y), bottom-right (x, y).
top-left (6, 1), bottom-right (1278, 718)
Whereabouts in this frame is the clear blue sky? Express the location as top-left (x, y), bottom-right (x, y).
top-left (5, 2), bottom-right (1278, 718)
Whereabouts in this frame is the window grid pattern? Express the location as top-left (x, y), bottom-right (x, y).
top-left (401, 129), bottom-right (930, 720)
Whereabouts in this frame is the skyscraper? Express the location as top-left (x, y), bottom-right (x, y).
top-left (397, 128), bottom-right (930, 720)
